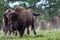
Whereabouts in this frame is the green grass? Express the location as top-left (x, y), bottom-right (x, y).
top-left (0, 30), bottom-right (60, 40)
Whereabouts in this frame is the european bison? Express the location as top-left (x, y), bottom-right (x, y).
top-left (2, 9), bottom-right (12, 35)
top-left (3, 6), bottom-right (41, 37)
top-left (14, 6), bottom-right (40, 37)
top-left (2, 9), bottom-right (17, 35)
top-left (5, 6), bottom-right (26, 37)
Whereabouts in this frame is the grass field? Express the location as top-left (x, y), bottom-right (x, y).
top-left (0, 30), bottom-right (60, 40)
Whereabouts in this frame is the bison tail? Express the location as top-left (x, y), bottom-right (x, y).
top-left (33, 13), bottom-right (41, 16)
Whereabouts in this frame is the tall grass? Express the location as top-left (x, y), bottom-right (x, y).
top-left (0, 30), bottom-right (60, 40)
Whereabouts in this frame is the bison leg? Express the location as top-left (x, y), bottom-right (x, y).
top-left (31, 23), bottom-right (36, 35)
top-left (14, 31), bottom-right (17, 36)
top-left (4, 24), bottom-right (9, 35)
top-left (27, 27), bottom-right (30, 35)
top-left (18, 29), bottom-right (25, 38)
top-left (20, 30), bottom-right (24, 37)
top-left (8, 22), bottom-right (13, 35)
top-left (8, 29), bottom-right (11, 35)
top-left (12, 31), bottom-right (17, 36)
top-left (4, 27), bottom-right (8, 35)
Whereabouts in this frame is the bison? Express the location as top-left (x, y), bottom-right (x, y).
top-left (2, 9), bottom-right (18, 35)
top-left (3, 6), bottom-right (41, 37)
top-left (2, 9), bottom-right (12, 35)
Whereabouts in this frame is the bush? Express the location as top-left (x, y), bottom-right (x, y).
top-left (0, 1), bottom-right (8, 24)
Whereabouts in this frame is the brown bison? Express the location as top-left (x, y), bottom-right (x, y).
top-left (3, 6), bottom-right (41, 37)
top-left (7, 12), bottom-right (19, 35)
top-left (4, 7), bottom-right (26, 37)
top-left (2, 9), bottom-right (12, 35)
top-left (14, 6), bottom-right (41, 36)
top-left (2, 9), bottom-right (17, 35)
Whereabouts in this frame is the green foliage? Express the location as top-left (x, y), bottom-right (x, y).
top-left (0, 0), bottom-right (60, 23)
top-left (0, 1), bottom-right (8, 23)
top-left (48, 0), bottom-right (56, 3)
top-left (46, 0), bottom-right (60, 18)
